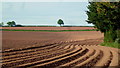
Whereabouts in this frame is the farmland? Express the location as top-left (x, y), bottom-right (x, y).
top-left (1, 27), bottom-right (120, 67)
top-left (2, 27), bottom-right (95, 30)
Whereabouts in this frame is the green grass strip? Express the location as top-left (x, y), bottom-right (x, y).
top-left (2, 29), bottom-right (96, 32)
top-left (101, 42), bottom-right (120, 49)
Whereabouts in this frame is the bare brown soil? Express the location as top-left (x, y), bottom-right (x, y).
top-left (1, 30), bottom-right (120, 67)
top-left (2, 31), bottom-right (103, 51)
top-left (2, 27), bottom-right (95, 30)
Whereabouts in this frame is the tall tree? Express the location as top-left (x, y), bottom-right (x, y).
top-left (86, 2), bottom-right (120, 43)
top-left (57, 19), bottom-right (64, 26)
top-left (7, 21), bottom-right (16, 27)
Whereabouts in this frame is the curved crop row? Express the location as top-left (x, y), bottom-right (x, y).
top-left (1, 40), bottom-right (119, 68)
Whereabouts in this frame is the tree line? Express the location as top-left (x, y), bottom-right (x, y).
top-left (0, 19), bottom-right (64, 27)
top-left (86, 1), bottom-right (120, 44)
top-left (0, 21), bottom-right (22, 27)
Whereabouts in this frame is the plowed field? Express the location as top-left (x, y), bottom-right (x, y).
top-left (2, 27), bottom-right (95, 30)
top-left (1, 29), bottom-right (120, 67)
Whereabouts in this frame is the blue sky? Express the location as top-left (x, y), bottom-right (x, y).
top-left (2, 2), bottom-right (93, 26)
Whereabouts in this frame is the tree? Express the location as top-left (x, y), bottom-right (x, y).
top-left (0, 22), bottom-right (4, 26)
top-left (57, 19), bottom-right (64, 26)
top-left (86, 1), bottom-right (120, 43)
top-left (7, 21), bottom-right (16, 27)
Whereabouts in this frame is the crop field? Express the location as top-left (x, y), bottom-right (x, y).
top-left (2, 27), bottom-right (95, 30)
top-left (1, 27), bottom-right (120, 68)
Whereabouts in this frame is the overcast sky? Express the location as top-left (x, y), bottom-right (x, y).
top-left (2, 2), bottom-right (93, 26)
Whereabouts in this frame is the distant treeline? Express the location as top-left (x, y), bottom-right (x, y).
top-left (2, 25), bottom-right (93, 27)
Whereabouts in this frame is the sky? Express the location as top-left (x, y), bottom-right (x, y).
top-left (2, 2), bottom-right (93, 26)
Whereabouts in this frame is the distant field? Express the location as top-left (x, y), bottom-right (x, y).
top-left (1, 27), bottom-right (95, 30)
top-left (2, 29), bottom-right (96, 32)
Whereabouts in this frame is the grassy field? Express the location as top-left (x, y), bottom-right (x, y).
top-left (101, 42), bottom-right (120, 49)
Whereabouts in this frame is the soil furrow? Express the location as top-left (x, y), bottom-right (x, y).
top-left (2, 43), bottom-right (59, 53)
top-left (74, 47), bottom-right (101, 67)
top-left (30, 47), bottom-right (88, 68)
top-left (2, 44), bottom-right (70, 63)
top-left (109, 49), bottom-right (119, 66)
top-left (2, 43), bottom-right (61, 56)
top-left (94, 46), bottom-right (112, 67)
top-left (2, 45), bottom-right (75, 68)
top-left (2, 43), bottom-right (66, 61)
top-left (11, 45), bottom-right (80, 68)
top-left (57, 47), bottom-right (96, 67)
top-left (82, 50), bottom-right (103, 66)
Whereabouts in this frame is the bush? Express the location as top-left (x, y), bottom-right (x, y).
top-left (116, 30), bottom-right (120, 43)
top-left (104, 30), bottom-right (117, 43)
